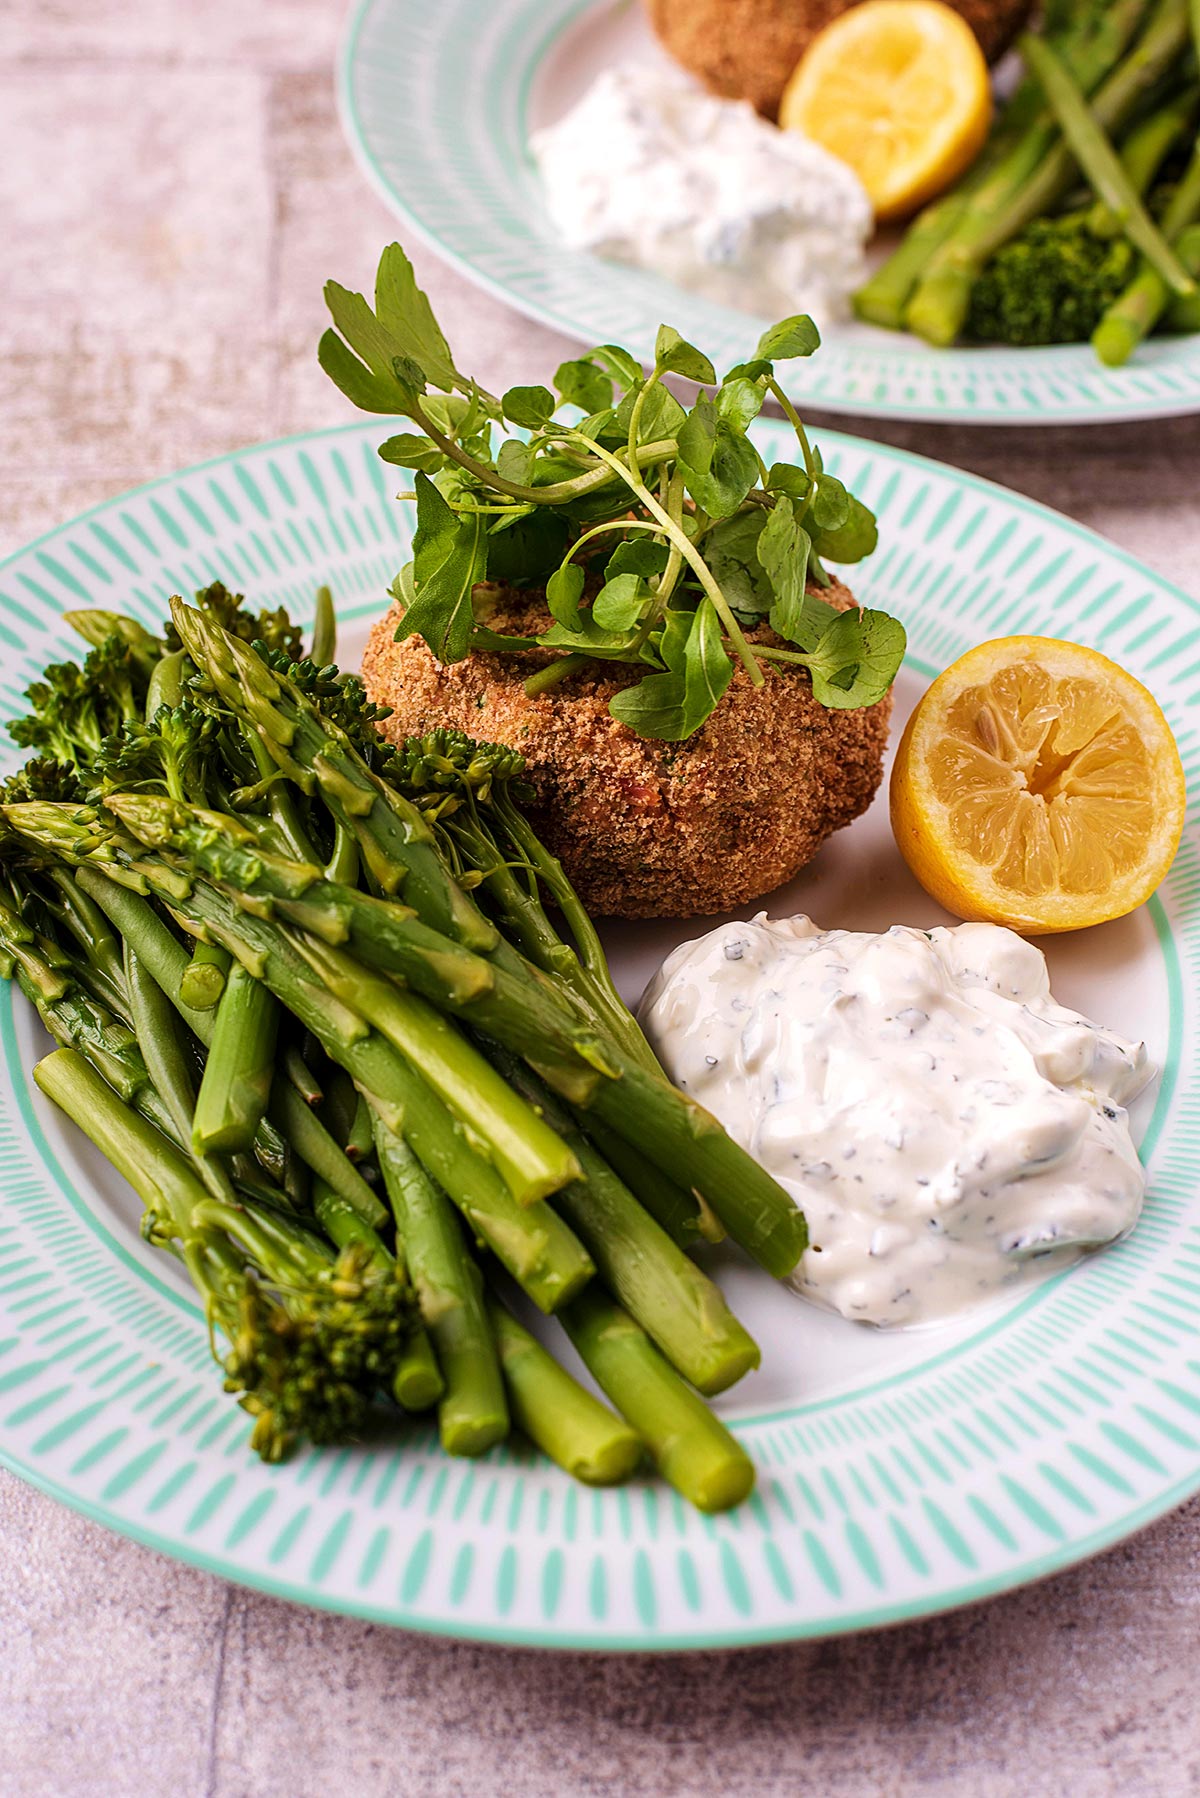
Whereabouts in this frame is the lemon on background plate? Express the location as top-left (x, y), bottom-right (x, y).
top-left (779, 0), bottom-right (993, 222)
top-left (890, 636), bottom-right (1187, 933)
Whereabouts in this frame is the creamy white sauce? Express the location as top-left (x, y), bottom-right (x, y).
top-left (531, 66), bottom-right (873, 325)
top-left (640, 915), bottom-right (1154, 1327)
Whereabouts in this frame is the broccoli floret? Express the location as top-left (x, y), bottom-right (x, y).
top-left (8, 634), bottom-right (149, 767)
top-left (94, 703), bottom-right (222, 807)
top-left (0, 758), bottom-right (86, 806)
top-left (386, 728), bottom-right (529, 814)
top-left (165, 580), bottom-right (305, 664)
top-left (255, 646), bottom-right (393, 756)
top-left (967, 212), bottom-right (1138, 347)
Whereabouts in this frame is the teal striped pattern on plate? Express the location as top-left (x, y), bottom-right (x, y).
top-left (0, 418), bottom-right (1198, 1648)
top-left (337, 0), bottom-right (1200, 427)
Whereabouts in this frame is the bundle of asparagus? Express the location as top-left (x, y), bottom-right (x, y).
top-left (855, 0), bottom-right (1200, 363)
top-left (0, 582), bottom-right (804, 1511)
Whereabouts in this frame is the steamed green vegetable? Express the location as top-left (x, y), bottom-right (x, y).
top-left (0, 582), bottom-right (779, 1510)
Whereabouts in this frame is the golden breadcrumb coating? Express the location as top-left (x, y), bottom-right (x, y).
top-left (647, 0), bottom-right (1032, 119)
top-left (362, 575), bottom-right (892, 919)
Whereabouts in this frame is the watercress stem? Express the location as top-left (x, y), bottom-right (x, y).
top-left (572, 435), bottom-right (763, 686)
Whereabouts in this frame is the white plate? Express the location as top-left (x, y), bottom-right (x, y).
top-left (0, 417), bottom-right (1197, 1647)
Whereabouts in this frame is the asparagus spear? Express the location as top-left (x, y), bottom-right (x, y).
top-left (559, 1288), bottom-right (755, 1513)
top-left (371, 1113), bottom-right (508, 1454)
top-left (92, 697), bottom-right (806, 1275)
top-left (269, 1077), bottom-right (388, 1229)
top-left (310, 583), bottom-right (337, 669)
top-left (1021, 34), bottom-right (1196, 295)
top-left (311, 1178), bottom-right (444, 1412)
top-left (1085, 90), bottom-right (1197, 236)
top-left (491, 1045), bottom-right (760, 1395)
top-left (487, 1295), bottom-right (642, 1485)
top-left (1093, 139), bottom-right (1200, 362)
top-left (1163, 222), bottom-right (1200, 327)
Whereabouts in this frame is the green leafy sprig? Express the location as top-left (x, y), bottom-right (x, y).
top-left (319, 245), bottom-right (905, 741)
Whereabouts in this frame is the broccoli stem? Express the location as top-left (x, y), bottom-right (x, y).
top-left (311, 1178), bottom-right (444, 1412)
top-left (310, 584), bottom-right (337, 669)
top-left (906, 0), bottom-right (1186, 345)
top-left (559, 1287), bottom-right (755, 1513)
top-left (318, 1067), bottom-right (371, 1159)
top-left (74, 869), bottom-right (218, 1041)
top-left (282, 1040), bottom-right (324, 1108)
top-left (486, 1295), bottom-right (642, 1485)
top-left (180, 939), bottom-right (230, 1011)
top-left (492, 1046), bottom-right (760, 1394)
top-left (1093, 140), bottom-right (1200, 362)
top-left (269, 1077), bottom-right (388, 1229)
top-left (1021, 35), bottom-right (1196, 296)
top-left (191, 963), bottom-right (280, 1156)
top-left (371, 1114), bottom-right (508, 1454)
top-left (122, 941), bottom-right (239, 1205)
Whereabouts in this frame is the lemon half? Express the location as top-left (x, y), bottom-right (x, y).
top-left (779, 0), bottom-right (992, 222)
top-left (890, 636), bottom-right (1186, 933)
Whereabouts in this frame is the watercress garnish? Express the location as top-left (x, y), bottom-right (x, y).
top-left (318, 244), bottom-right (905, 741)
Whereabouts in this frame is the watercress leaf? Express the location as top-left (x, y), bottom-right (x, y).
top-left (766, 462), bottom-right (812, 502)
top-left (605, 538), bottom-right (670, 580)
top-left (655, 325), bottom-right (717, 384)
top-left (538, 615), bottom-right (641, 657)
top-left (502, 385), bottom-right (556, 429)
top-left (810, 474), bottom-right (850, 531)
top-left (811, 493), bottom-right (879, 564)
top-left (681, 596), bottom-right (734, 729)
top-left (608, 670), bottom-right (686, 735)
top-left (608, 669), bottom-right (688, 738)
top-left (609, 597), bottom-right (732, 739)
top-left (705, 509), bottom-right (772, 613)
top-left (593, 573), bottom-right (650, 631)
top-left (484, 511), bottom-right (569, 587)
top-left (546, 563), bottom-right (585, 629)
top-left (392, 561), bottom-right (417, 609)
top-left (676, 393), bottom-right (717, 478)
top-left (377, 433), bottom-right (445, 472)
top-left (680, 420), bottom-right (759, 520)
top-left (496, 438), bottom-right (533, 486)
top-left (398, 473), bottom-right (488, 662)
top-left (756, 498), bottom-right (812, 643)
top-left (555, 358), bottom-right (613, 413)
top-left (318, 329), bottom-right (411, 415)
top-left (588, 344), bottom-right (644, 390)
top-left (324, 282), bottom-right (410, 385)
top-left (806, 608), bottom-right (906, 709)
top-left (374, 243), bottom-right (463, 393)
top-left (755, 315), bottom-right (821, 361)
top-left (716, 378), bottom-right (764, 433)
top-left (461, 427), bottom-right (493, 463)
top-left (577, 407), bottom-right (621, 443)
top-left (724, 358), bottom-right (773, 384)
top-left (614, 381), bottom-right (687, 442)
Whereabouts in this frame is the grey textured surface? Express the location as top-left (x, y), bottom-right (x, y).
top-left (3, 3), bottom-right (1200, 1793)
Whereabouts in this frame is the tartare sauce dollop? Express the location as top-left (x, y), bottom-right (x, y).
top-left (531, 66), bottom-right (873, 324)
top-left (640, 916), bottom-right (1154, 1327)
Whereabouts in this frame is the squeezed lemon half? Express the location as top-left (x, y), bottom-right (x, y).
top-left (778, 0), bottom-right (992, 222)
top-left (890, 636), bottom-right (1186, 933)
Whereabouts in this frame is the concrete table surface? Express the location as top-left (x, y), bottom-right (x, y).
top-left (3, 4), bottom-right (1200, 1793)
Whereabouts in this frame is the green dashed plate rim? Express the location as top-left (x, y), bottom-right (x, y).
top-left (336, 0), bottom-right (1200, 427)
top-left (1, 418), bottom-right (1199, 1648)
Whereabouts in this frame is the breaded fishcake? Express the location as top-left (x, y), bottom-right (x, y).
top-left (361, 576), bottom-right (892, 919)
top-left (647, 0), bottom-right (1032, 119)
